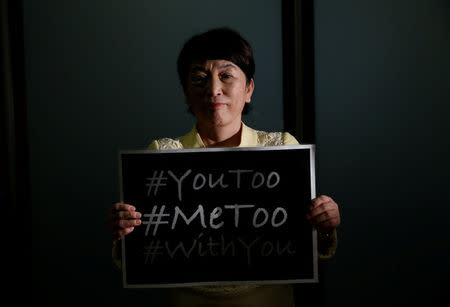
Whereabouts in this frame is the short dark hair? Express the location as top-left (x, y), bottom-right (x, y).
top-left (177, 27), bottom-right (255, 114)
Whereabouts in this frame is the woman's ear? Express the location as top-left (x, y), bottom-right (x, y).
top-left (245, 78), bottom-right (255, 103)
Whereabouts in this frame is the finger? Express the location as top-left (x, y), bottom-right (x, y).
top-left (307, 201), bottom-right (336, 219)
top-left (109, 203), bottom-right (137, 221)
top-left (311, 195), bottom-right (332, 209)
top-left (118, 218), bottom-right (142, 229)
top-left (112, 202), bottom-right (136, 213)
top-left (309, 206), bottom-right (340, 228)
top-left (313, 210), bottom-right (337, 224)
top-left (117, 211), bottom-right (142, 220)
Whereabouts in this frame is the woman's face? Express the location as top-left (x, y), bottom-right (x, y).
top-left (185, 59), bottom-right (254, 130)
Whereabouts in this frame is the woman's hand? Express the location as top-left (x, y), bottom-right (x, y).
top-left (108, 202), bottom-right (142, 240)
top-left (306, 195), bottom-right (341, 234)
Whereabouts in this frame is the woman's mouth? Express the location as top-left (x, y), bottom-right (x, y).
top-left (210, 102), bottom-right (227, 108)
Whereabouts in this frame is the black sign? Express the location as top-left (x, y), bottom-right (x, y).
top-left (119, 145), bottom-right (318, 288)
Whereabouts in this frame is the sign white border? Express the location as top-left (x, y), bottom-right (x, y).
top-left (118, 144), bottom-right (318, 288)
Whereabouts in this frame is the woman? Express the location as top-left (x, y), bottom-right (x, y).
top-left (108, 27), bottom-right (340, 307)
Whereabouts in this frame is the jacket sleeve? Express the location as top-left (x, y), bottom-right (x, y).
top-left (112, 240), bottom-right (122, 270)
top-left (147, 139), bottom-right (159, 150)
top-left (282, 132), bottom-right (300, 145)
top-left (318, 229), bottom-right (338, 260)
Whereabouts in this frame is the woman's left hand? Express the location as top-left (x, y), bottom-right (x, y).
top-left (306, 195), bottom-right (341, 234)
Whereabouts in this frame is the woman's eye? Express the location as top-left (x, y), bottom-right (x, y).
top-left (191, 75), bottom-right (207, 83)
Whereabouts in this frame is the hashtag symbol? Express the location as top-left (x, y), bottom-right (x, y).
top-left (143, 205), bottom-right (170, 236)
top-left (144, 240), bottom-right (164, 264)
top-left (145, 170), bottom-right (168, 197)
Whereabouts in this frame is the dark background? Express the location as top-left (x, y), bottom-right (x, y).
top-left (2, 0), bottom-right (449, 306)
top-left (313, 1), bottom-right (450, 306)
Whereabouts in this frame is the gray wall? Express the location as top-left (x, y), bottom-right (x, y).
top-left (27, 1), bottom-right (283, 306)
top-left (314, 0), bottom-right (450, 305)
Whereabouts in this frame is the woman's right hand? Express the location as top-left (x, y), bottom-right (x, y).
top-left (108, 202), bottom-right (142, 240)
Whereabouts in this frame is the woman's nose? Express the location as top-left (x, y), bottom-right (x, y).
top-left (205, 76), bottom-right (222, 97)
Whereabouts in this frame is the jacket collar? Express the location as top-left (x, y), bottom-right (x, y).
top-left (179, 122), bottom-right (259, 148)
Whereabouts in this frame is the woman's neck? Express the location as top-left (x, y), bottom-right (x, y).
top-left (197, 121), bottom-right (243, 148)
